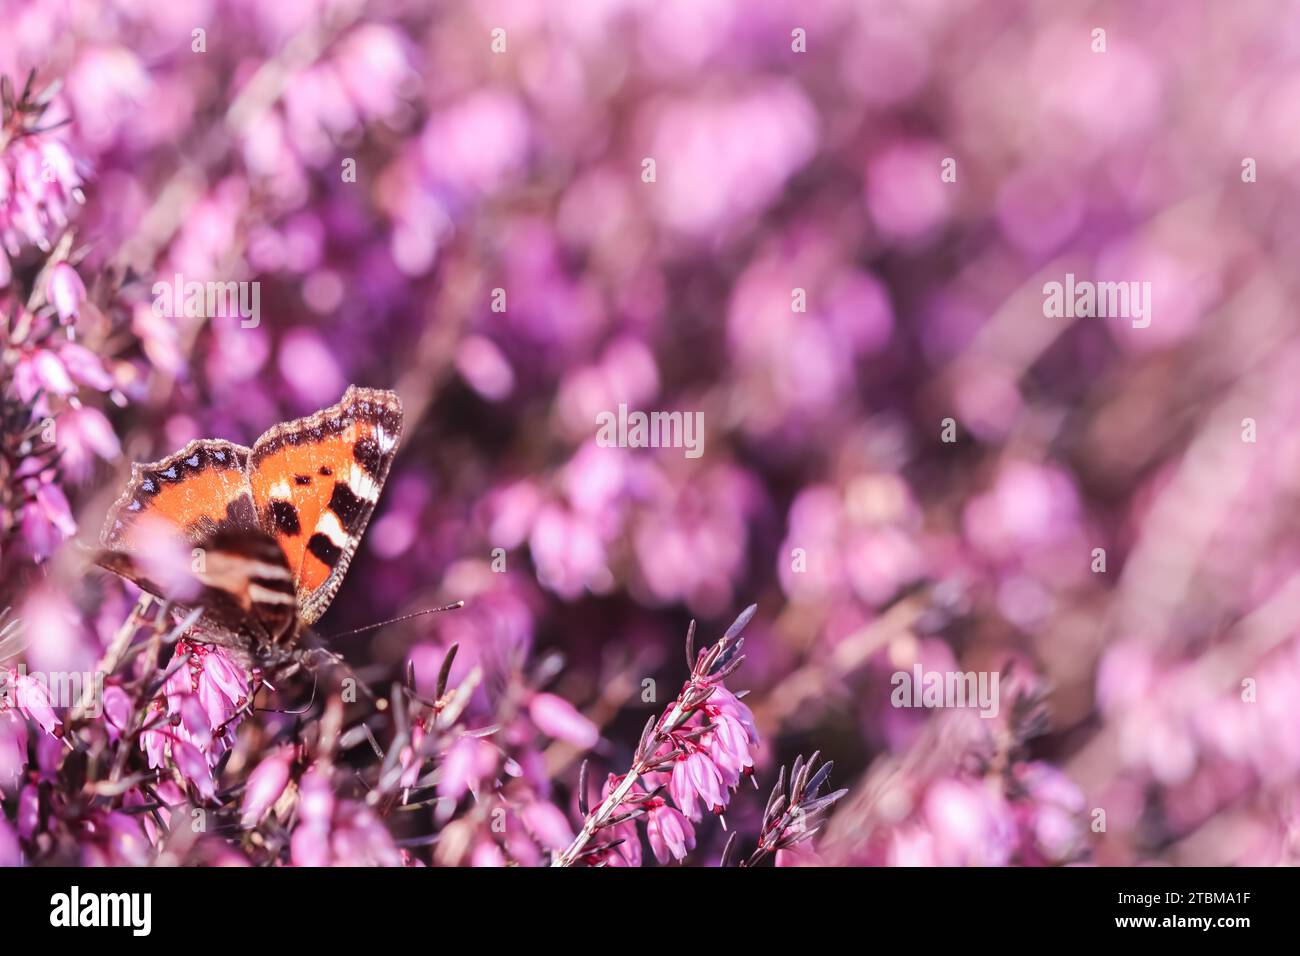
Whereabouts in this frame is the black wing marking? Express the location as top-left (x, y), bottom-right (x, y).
top-left (94, 529), bottom-right (299, 649)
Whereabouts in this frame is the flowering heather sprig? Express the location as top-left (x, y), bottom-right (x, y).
top-left (815, 674), bottom-right (1087, 867)
top-left (0, 71), bottom-right (84, 267)
top-left (0, 390), bottom-right (59, 552)
top-left (7, 0), bottom-right (1289, 873)
top-left (1, 610), bottom-right (62, 793)
top-left (552, 605), bottom-right (760, 867)
top-left (365, 641), bottom-right (484, 810)
top-left (0, 72), bottom-right (119, 570)
top-left (139, 637), bottom-right (253, 787)
top-left (720, 752), bottom-right (847, 867)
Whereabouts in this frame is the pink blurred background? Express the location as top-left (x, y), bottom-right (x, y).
top-left (3, 0), bottom-right (1300, 865)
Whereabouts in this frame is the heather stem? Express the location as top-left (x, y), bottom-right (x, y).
top-left (551, 762), bottom-right (643, 867)
top-left (551, 699), bottom-right (686, 867)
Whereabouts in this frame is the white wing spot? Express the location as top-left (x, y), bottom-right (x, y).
top-left (347, 464), bottom-right (379, 503)
top-left (249, 584), bottom-right (296, 606)
top-left (316, 511), bottom-right (352, 549)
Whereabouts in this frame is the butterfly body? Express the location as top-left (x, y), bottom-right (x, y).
top-left (96, 386), bottom-right (402, 668)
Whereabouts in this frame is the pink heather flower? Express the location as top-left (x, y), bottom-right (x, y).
top-left (192, 647), bottom-right (248, 739)
top-left (299, 767), bottom-right (335, 826)
top-left (19, 479), bottom-right (77, 560)
top-left (498, 811), bottom-right (543, 867)
top-left (17, 784), bottom-right (39, 840)
top-left (290, 768), bottom-right (335, 867)
top-left (595, 774), bottom-right (643, 867)
top-left (46, 263), bottom-right (86, 320)
top-left (2, 668), bottom-right (61, 737)
top-left (13, 349), bottom-right (76, 402)
top-left (437, 736), bottom-right (497, 800)
top-left (55, 405), bottom-right (121, 482)
top-left (455, 335), bottom-right (515, 401)
top-left (471, 839), bottom-right (507, 867)
top-left (170, 738), bottom-right (216, 800)
top-left (0, 134), bottom-right (84, 256)
top-left (527, 692), bottom-right (599, 749)
top-left (775, 843), bottom-right (822, 867)
top-left (169, 640), bottom-right (248, 757)
top-left (705, 711), bottom-right (754, 789)
top-left (34, 732), bottom-right (61, 781)
top-left (670, 750), bottom-right (726, 821)
top-left (420, 89), bottom-right (530, 197)
top-left (0, 817), bottom-right (20, 866)
top-left (646, 802), bottom-right (695, 864)
top-left (1014, 762), bottom-right (1087, 863)
top-left (865, 139), bottom-right (953, 242)
top-left (128, 780), bottom-right (185, 846)
top-left (520, 799), bottom-right (574, 851)
top-left (288, 765), bottom-right (402, 867)
top-left (398, 722), bottom-right (427, 788)
top-left (290, 817), bottom-right (330, 866)
top-left (886, 826), bottom-right (939, 866)
top-left (177, 695), bottom-right (213, 750)
top-left (646, 85), bottom-right (817, 236)
top-left (0, 711), bottom-right (26, 789)
top-left (528, 503), bottom-right (611, 600)
top-left (341, 25), bottom-right (416, 116)
top-left (82, 811), bottom-right (152, 867)
top-left (140, 641), bottom-right (249, 779)
top-left (329, 802), bottom-right (403, 866)
top-left (54, 341), bottom-right (115, 392)
top-left (706, 685), bottom-right (759, 745)
top-left (241, 747), bottom-right (295, 827)
top-left (602, 817), bottom-right (642, 867)
top-left (101, 683), bottom-right (131, 742)
top-left (140, 700), bottom-right (168, 769)
top-left (923, 778), bottom-right (1017, 866)
top-left (0, 712), bottom-right (26, 790)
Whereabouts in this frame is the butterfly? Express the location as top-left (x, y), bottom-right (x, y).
top-left (94, 385), bottom-right (402, 670)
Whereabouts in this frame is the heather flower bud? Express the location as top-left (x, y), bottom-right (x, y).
top-left (647, 803), bottom-right (695, 863)
top-left (4, 668), bottom-right (60, 737)
top-left (46, 263), bottom-right (86, 320)
top-left (670, 750), bottom-right (726, 821)
top-left (528, 692), bottom-right (599, 749)
top-left (170, 738), bottom-right (216, 800)
top-left (520, 799), bottom-right (574, 850)
top-left (241, 747), bottom-right (294, 827)
top-left (0, 817), bottom-right (21, 867)
top-left (438, 736), bottom-right (497, 800)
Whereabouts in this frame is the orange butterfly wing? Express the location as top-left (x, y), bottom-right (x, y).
top-left (100, 439), bottom-right (258, 550)
top-left (245, 386), bottom-right (402, 625)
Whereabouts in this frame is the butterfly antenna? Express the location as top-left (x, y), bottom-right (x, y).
top-left (325, 601), bottom-right (465, 640)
